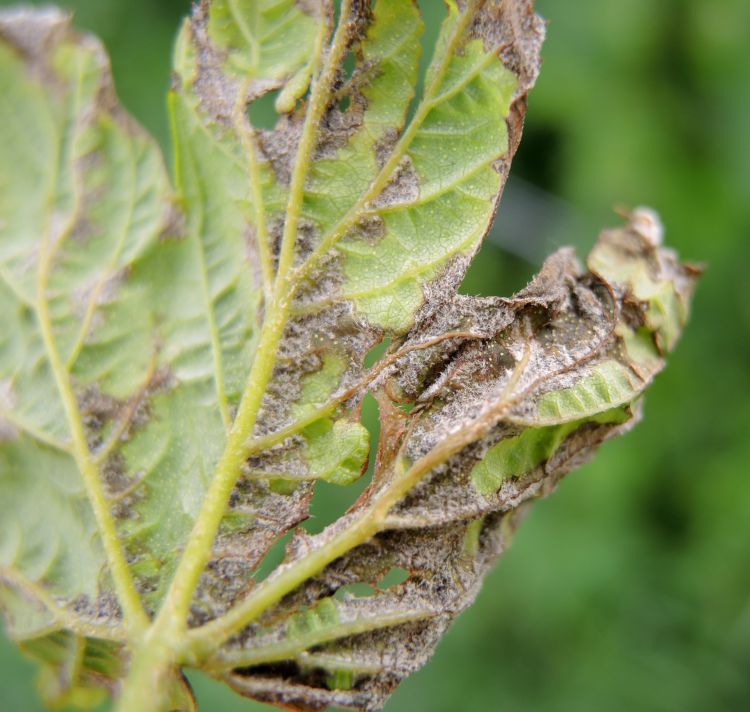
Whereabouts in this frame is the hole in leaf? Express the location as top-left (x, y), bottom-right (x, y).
top-left (404, 0), bottom-right (450, 124)
top-left (303, 479), bottom-right (368, 536)
top-left (186, 669), bottom-right (251, 709)
top-left (376, 566), bottom-right (409, 589)
top-left (460, 241), bottom-right (534, 297)
top-left (252, 529), bottom-right (295, 583)
top-left (364, 335), bottom-right (391, 369)
top-left (333, 0), bottom-right (343, 27)
top-left (333, 50), bottom-right (356, 113)
top-left (342, 50), bottom-right (356, 82)
top-left (303, 393), bottom-right (381, 535)
top-left (334, 582), bottom-right (377, 600)
top-left (248, 89), bottom-right (281, 130)
top-left (417, 0), bottom-right (449, 75)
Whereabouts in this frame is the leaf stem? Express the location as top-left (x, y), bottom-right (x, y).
top-left (91, 353), bottom-right (158, 466)
top-left (119, 0), bottom-right (493, 705)
top-left (227, 0), bottom-right (260, 69)
top-left (243, 329), bottom-right (484, 457)
top-left (146, 302), bottom-right (291, 632)
top-left (0, 406), bottom-right (71, 454)
top-left (114, 635), bottom-right (181, 712)
top-left (181, 440), bottom-right (465, 657)
top-left (194, 199), bottom-right (234, 431)
top-left (64, 129), bottom-right (139, 370)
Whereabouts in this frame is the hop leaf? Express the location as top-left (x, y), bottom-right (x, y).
top-left (0, 2), bottom-right (698, 711)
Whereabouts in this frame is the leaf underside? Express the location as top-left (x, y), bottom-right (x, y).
top-left (0, 2), bottom-right (698, 711)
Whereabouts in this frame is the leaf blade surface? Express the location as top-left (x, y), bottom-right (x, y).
top-left (0, 3), bottom-right (701, 712)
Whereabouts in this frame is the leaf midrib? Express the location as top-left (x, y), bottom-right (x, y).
top-left (32, 47), bottom-right (149, 634)
top-left (287, 0), bottom-right (483, 293)
top-left (141, 0), bottom-right (341, 645)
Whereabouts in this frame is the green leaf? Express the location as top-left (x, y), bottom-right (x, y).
top-left (0, 8), bottom-right (168, 701)
top-left (0, 3), bottom-right (699, 712)
top-left (470, 407), bottom-right (631, 496)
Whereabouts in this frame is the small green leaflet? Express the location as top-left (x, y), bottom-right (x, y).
top-left (0, 3), bottom-right (698, 711)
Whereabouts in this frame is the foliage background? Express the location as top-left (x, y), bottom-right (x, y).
top-left (1, 1), bottom-right (748, 710)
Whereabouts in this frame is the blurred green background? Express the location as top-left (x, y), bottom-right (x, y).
top-left (1, 1), bottom-right (748, 710)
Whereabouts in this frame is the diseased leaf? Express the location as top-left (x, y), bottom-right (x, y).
top-left (170, 0), bottom-right (544, 633)
top-left (0, 3), bottom-right (699, 712)
top-left (211, 219), bottom-right (697, 711)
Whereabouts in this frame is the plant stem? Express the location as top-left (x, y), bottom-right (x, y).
top-left (114, 635), bottom-right (179, 712)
